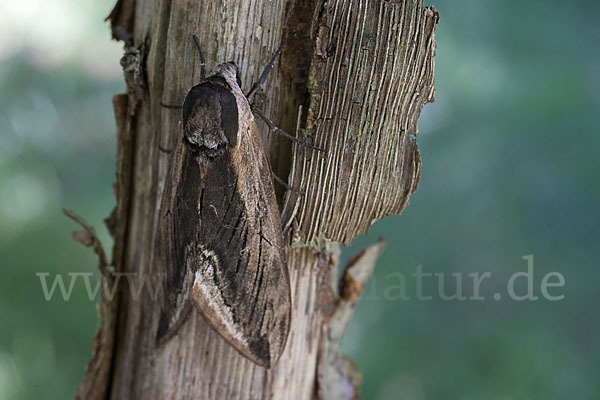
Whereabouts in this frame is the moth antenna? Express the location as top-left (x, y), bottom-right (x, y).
top-left (246, 39), bottom-right (287, 99)
top-left (192, 34), bottom-right (206, 81)
top-left (252, 106), bottom-right (324, 152)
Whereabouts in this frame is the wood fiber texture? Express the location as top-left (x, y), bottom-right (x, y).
top-left (283, 0), bottom-right (438, 247)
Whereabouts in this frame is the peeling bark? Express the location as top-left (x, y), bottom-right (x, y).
top-left (75, 0), bottom-right (438, 398)
top-left (63, 209), bottom-right (115, 400)
top-left (283, 1), bottom-right (438, 247)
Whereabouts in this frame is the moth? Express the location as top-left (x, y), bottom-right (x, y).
top-left (154, 36), bottom-right (291, 368)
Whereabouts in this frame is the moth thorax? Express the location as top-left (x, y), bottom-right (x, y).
top-left (182, 79), bottom-right (240, 159)
top-left (184, 107), bottom-right (229, 159)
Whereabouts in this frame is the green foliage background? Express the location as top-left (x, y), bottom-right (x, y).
top-left (1, 0), bottom-right (598, 399)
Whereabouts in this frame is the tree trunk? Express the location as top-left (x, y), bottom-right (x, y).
top-left (74, 0), bottom-right (438, 398)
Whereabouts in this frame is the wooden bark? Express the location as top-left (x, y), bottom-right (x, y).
top-left (74, 0), bottom-right (438, 399)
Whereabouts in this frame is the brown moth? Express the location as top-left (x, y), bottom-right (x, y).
top-left (154, 43), bottom-right (291, 368)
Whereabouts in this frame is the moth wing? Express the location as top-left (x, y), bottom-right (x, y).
top-left (155, 132), bottom-right (291, 368)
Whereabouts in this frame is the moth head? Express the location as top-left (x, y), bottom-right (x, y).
top-left (215, 62), bottom-right (243, 90)
top-left (182, 81), bottom-right (239, 159)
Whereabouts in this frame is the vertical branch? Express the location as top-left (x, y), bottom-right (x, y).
top-left (74, 0), bottom-right (438, 398)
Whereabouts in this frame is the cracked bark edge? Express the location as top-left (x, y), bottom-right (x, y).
top-left (317, 239), bottom-right (386, 400)
top-left (63, 209), bottom-right (116, 400)
top-left (74, 93), bottom-right (134, 400)
top-left (106, 94), bottom-right (136, 268)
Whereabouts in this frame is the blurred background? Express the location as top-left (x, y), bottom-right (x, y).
top-left (1, 0), bottom-right (598, 399)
